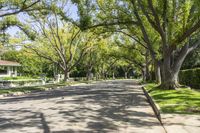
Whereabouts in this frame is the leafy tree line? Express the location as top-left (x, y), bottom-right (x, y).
top-left (71, 0), bottom-right (200, 89)
top-left (1, 0), bottom-right (200, 90)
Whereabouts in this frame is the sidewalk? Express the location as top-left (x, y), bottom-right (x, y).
top-left (162, 114), bottom-right (200, 133)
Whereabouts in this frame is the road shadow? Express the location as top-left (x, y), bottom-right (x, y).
top-left (0, 80), bottom-right (163, 132)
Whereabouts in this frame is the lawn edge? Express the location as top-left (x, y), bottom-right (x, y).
top-left (142, 86), bottom-right (162, 122)
top-left (0, 85), bottom-right (64, 98)
top-left (0, 82), bottom-right (91, 98)
top-left (142, 86), bottom-right (168, 133)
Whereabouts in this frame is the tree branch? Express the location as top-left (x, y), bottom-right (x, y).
top-left (0, 0), bottom-right (41, 17)
top-left (174, 20), bottom-right (200, 44)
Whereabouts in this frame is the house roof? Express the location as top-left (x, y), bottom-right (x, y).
top-left (0, 60), bottom-right (21, 66)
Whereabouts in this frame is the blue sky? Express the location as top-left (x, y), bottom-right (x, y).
top-left (7, 2), bottom-right (78, 37)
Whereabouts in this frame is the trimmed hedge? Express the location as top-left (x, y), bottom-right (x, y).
top-left (179, 68), bottom-right (200, 89)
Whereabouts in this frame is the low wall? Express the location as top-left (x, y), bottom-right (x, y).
top-left (0, 79), bottom-right (44, 88)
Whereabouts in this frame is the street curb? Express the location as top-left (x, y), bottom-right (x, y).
top-left (142, 87), bottom-right (162, 123)
top-left (142, 86), bottom-right (168, 132)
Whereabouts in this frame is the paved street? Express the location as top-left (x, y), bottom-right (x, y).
top-left (0, 80), bottom-right (165, 133)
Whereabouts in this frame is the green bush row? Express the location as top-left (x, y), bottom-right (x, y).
top-left (179, 68), bottom-right (200, 89)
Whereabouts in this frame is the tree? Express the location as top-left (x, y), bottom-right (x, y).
top-left (0, 0), bottom-right (59, 43)
top-left (73, 0), bottom-right (200, 89)
top-left (79, 36), bottom-right (119, 80)
top-left (27, 15), bottom-right (96, 81)
top-left (111, 34), bottom-right (148, 80)
top-left (133, 0), bottom-right (200, 89)
top-left (2, 49), bottom-right (51, 76)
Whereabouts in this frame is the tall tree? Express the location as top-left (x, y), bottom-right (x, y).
top-left (73, 0), bottom-right (200, 89)
top-left (27, 15), bottom-right (96, 81)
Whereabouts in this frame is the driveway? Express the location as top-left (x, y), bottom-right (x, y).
top-left (0, 80), bottom-right (165, 133)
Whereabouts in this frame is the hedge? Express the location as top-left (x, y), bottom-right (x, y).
top-left (179, 68), bottom-right (200, 89)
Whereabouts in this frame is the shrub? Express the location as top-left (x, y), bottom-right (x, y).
top-left (179, 68), bottom-right (200, 89)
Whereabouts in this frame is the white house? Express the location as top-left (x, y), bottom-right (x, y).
top-left (0, 60), bottom-right (21, 77)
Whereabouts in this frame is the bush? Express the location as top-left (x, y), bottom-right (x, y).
top-left (179, 68), bottom-right (200, 89)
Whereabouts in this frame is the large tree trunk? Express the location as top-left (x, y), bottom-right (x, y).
top-left (160, 50), bottom-right (179, 89)
top-left (160, 69), bottom-right (179, 89)
top-left (160, 44), bottom-right (190, 89)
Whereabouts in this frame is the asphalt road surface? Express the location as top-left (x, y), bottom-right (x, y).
top-left (0, 80), bottom-right (165, 133)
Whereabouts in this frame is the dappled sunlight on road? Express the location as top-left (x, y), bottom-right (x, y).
top-left (0, 80), bottom-right (165, 133)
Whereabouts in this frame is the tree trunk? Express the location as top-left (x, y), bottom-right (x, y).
top-left (160, 45), bottom-right (190, 89)
top-left (142, 69), bottom-right (146, 81)
top-left (159, 70), bottom-right (179, 89)
top-left (86, 67), bottom-right (93, 81)
top-left (141, 64), bottom-right (150, 82)
top-left (112, 72), bottom-right (115, 79)
top-left (145, 49), bottom-right (151, 81)
top-left (155, 61), bottom-right (161, 84)
top-left (64, 70), bottom-right (70, 82)
top-left (95, 73), bottom-right (99, 80)
top-left (145, 65), bottom-right (150, 81)
top-left (125, 72), bottom-right (128, 79)
top-left (105, 73), bottom-right (107, 80)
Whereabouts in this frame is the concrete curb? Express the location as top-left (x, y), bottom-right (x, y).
top-left (142, 87), bottom-right (162, 123)
top-left (142, 87), bottom-right (168, 132)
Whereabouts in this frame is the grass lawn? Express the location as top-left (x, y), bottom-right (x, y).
top-left (145, 83), bottom-right (200, 114)
top-left (0, 76), bottom-right (39, 80)
top-left (0, 81), bottom-right (91, 95)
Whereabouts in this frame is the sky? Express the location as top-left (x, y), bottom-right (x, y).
top-left (6, 1), bottom-right (79, 37)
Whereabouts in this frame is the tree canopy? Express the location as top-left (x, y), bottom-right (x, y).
top-left (1, 0), bottom-right (200, 89)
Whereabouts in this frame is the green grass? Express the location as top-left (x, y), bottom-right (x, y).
top-left (145, 83), bottom-right (200, 114)
top-left (1, 76), bottom-right (39, 80)
top-left (0, 81), bottom-right (90, 95)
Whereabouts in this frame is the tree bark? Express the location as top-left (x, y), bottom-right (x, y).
top-left (142, 67), bottom-right (146, 81)
top-left (95, 73), bottom-right (100, 80)
top-left (154, 61), bottom-right (161, 84)
top-left (64, 70), bottom-right (70, 82)
top-left (86, 67), bottom-right (93, 81)
top-left (145, 65), bottom-right (150, 81)
top-left (112, 72), bottom-right (115, 79)
top-left (125, 72), bottom-right (128, 79)
top-left (159, 44), bottom-right (191, 89)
